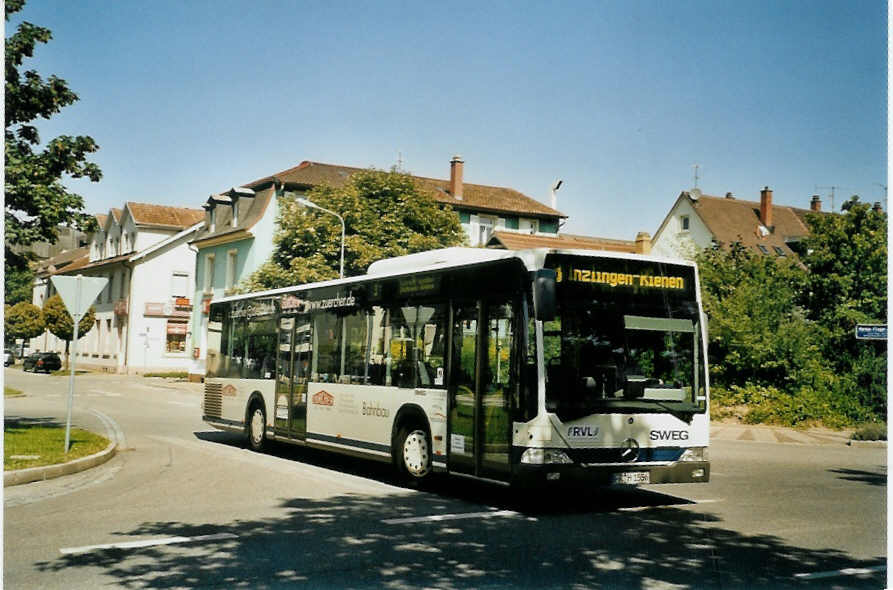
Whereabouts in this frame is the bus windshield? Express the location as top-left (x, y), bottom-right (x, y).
top-left (541, 306), bottom-right (706, 421)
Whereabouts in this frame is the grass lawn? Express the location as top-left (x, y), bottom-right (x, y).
top-left (5, 386), bottom-right (24, 397)
top-left (5, 418), bottom-right (110, 470)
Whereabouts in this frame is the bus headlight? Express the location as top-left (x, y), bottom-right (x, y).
top-left (679, 447), bottom-right (708, 462)
top-left (521, 448), bottom-right (574, 465)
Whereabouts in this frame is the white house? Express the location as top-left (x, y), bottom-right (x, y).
top-left (651, 187), bottom-right (821, 260)
top-left (32, 202), bottom-right (204, 374)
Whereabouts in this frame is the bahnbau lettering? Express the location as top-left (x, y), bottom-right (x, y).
top-left (569, 268), bottom-right (685, 290)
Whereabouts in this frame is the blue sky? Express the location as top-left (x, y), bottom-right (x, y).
top-left (8, 0), bottom-right (887, 240)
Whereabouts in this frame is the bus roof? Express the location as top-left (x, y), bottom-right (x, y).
top-left (213, 247), bottom-right (696, 305)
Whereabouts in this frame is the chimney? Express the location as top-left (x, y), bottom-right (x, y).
top-left (449, 155), bottom-right (464, 200)
top-left (635, 232), bottom-right (652, 254)
top-left (760, 186), bottom-right (773, 228)
top-left (810, 195), bottom-right (822, 212)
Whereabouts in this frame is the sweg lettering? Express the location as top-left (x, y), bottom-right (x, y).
top-left (650, 430), bottom-right (689, 441)
top-left (569, 268), bottom-right (685, 290)
top-left (567, 426), bottom-right (599, 437)
top-left (362, 402), bottom-right (390, 418)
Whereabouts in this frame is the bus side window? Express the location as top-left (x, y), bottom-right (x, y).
top-left (312, 312), bottom-right (342, 383)
top-left (343, 310), bottom-right (369, 384)
top-left (244, 314), bottom-right (277, 379)
top-left (367, 307), bottom-right (389, 385)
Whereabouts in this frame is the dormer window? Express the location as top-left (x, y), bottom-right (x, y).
top-left (231, 199), bottom-right (239, 226)
top-left (209, 207), bottom-right (216, 232)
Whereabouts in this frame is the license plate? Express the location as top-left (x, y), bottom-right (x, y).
top-left (612, 471), bottom-right (650, 485)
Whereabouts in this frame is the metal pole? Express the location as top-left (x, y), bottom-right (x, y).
top-left (339, 214), bottom-right (345, 279)
top-left (64, 278), bottom-right (82, 453)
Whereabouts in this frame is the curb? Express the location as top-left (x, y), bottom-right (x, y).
top-left (4, 410), bottom-right (122, 487)
top-left (847, 440), bottom-right (887, 448)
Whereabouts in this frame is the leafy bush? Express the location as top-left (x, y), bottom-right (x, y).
top-left (851, 422), bottom-right (887, 441)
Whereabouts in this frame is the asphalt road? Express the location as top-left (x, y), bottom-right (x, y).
top-left (3, 369), bottom-right (887, 589)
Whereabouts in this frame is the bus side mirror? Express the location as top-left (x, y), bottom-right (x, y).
top-left (532, 269), bottom-right (557, 321)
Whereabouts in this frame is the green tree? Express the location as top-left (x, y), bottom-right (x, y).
top-left (4, 262), bottom-right (34, 305)
top-left (5, 0), bottom-right (100, 279)
top-left (696, 244), bottom-right (825, 395)
top-left (800, 196), bottom-right (887, 418)
top-left (5, 301), bottom-right (44, 355)
top-left (42, 293), bottom-right (95, 369)
top-left (245, 168), bottom-right (466, 290)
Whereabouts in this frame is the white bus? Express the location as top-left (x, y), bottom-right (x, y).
top-left (202, 247), bottom-right (709, 487)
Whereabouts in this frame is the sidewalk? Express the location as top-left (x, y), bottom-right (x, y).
top-left (710, 421), bottom-right (879, 447)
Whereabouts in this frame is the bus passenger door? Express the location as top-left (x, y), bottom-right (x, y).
top-left (275, 317), bottom-right (294, 433)
top-left (275, 315), bottom-right (310, 439)
top-left (448, 300), bottom-right (514, 480)
top-left (289, 316), bottom-right (312, 437)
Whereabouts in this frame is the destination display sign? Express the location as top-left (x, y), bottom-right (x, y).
top-left (546, 254), bottom-right (696, 300)
top-left (397, 274), bottom-right (441, 297)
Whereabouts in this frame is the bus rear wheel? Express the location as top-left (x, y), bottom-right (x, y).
top-left (396, 425), bottom-right (432, 485)
top-left (247, 403), bottom-right (266, 452)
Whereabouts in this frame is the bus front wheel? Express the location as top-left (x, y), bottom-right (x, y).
top-left (396, 425), bottom-right (432, 484)
top-left (247, 403), bottom-right (266, 452)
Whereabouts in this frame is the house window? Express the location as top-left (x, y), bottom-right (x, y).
top-left (681, 215), bottom-right (690, 231)
top-left (757, 245), bottom-right (770, 255)
top-left (539, 219), bottom-right (558, 234)
top-left (226, 250), bottom-right (238, 291)
top-left (232, 200), bottom-right (239, 226)
top-left (209, 208), bottom-right (216, 233)
top-left (477, 217), bottom-right (494, 245)
top-left (458, 211), bottom-right (471, 224)
top-left (204, 254), bottom-right (215, 293)
top-left (106, 319), bottom-right (112, 354)
top-left (166, 320), bottom-right (187, 353)
top-left (171, 271), bottom-right (189, 298)
top-left (773, 246), bottom-right (786, 257)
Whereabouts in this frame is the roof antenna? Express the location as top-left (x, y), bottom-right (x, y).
top-left (692, 164), bottom-right (700, 189)
top-left (396, 151), bottom-right (404, 172)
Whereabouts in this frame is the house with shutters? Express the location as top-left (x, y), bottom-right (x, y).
top-left (186, 156), bottom-right (567, 380)
top-left (651, 187), bottom-right (824, 260)
top-left (31, 202), bottom-right (204, 374)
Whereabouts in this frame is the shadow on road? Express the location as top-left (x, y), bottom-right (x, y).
top-left (4, 415), bottom-right (64, 431)
top-left (32, 431), bottom-right (886, 588)
top-left (829, 467), bottom-right (887, 487)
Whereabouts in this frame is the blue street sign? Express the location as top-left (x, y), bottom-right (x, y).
top-left (855, 324), bottom-right (887, 340)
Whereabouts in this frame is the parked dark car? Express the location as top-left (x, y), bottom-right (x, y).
top-left (22, 352), bottom-right (62, 373)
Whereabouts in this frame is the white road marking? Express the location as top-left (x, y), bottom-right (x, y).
top-left (382, 510), bottom-right (531, 525)
top-left (60, 532), bottom-right (237, 555)
top-left (793, 565), bottom-right (886, 580)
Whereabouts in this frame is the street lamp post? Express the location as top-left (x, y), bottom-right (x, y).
top-left (296, 197), bottom-right (345, 279)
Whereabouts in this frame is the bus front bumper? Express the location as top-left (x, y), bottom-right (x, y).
top-left (514, 460), bottom-right (710, 487)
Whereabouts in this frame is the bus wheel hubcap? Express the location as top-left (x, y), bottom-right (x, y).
top-left (251, 410), bottom-right (264, 444)
top-left (403, 430), bottom-right (429, 477)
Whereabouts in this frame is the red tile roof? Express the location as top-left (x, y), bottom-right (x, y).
top-left (679, 192), bottom-right (814, 257)
top-left (126, 202), bottom-right (205, 229)
top-left (487, 231), bottom-right (640, 253)
top-left (250, 161), bottom-right (565, 218)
